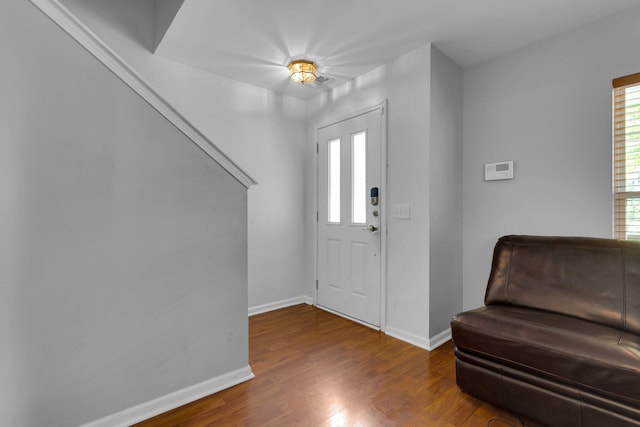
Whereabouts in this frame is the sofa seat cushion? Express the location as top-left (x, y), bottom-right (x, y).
top-left (451, 305), bottom-right (640, 408)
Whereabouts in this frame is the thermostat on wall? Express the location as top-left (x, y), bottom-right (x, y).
top-left (484, 161), bottom-right (514, 181)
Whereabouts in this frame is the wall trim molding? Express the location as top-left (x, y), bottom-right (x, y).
top-left (249, 295), bottom-right (314, 316)
top-left (28, 0), bottom-right (256, 189)
top-left (79, 366), bottom-right (255, 427)
top-left (429, 328), bottom-right (452, 350)
top-left (385, 326), bottom-right (431, 350)
top-left (385, 326), bottom-right (451, 351)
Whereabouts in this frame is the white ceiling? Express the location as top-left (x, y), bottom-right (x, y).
top-left (153, 0), bottom-right (640, 100)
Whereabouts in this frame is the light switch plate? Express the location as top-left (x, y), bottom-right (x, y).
top-left (393, 204), bottom-right (411, 219)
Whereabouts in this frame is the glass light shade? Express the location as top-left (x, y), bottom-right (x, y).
top-left (288, 60), bottom-right (317, 83)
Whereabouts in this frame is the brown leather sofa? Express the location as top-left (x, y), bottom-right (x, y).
top-left (451, 235), bottom-right (640, 427)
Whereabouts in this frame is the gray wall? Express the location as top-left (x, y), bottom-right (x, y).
top-left (429, 46), bottom-right (463, 336)
top-left (61, 0), bottom-right (309, 312)
top-left (1, 1), bottom-right (249, 425)
top-left (307, 46), bottom-right (433, 344)
top-left (307, 45), bottom-right (463, 346)
top-left (462, 6), bottom-right (640, 310)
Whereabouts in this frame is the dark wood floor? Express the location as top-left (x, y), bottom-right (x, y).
top-left (135, 304), bottom-right (543, 426)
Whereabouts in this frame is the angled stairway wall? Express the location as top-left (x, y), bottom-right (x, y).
top-left (1, 0), bottom-right (252, 425)
top-left (58, 0), bottom-right (311, 313)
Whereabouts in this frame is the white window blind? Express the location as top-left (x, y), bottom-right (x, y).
top-left (614, 72), bottom-right (640, 240)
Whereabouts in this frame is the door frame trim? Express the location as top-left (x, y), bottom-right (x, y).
top-left (314, 100), bottom-right (388, 331)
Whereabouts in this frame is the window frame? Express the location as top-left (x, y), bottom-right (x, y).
top-left (613, 72), bottom-right (640, 240)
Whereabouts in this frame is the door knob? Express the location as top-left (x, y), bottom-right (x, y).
top-left (363, 225), bottom-right (379, 232)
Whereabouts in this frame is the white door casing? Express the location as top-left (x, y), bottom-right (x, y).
top-left (316, 105), bottom-right (385, 327)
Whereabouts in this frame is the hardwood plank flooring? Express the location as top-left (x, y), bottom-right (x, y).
top-left (135, 304), bottom-right (544, 427)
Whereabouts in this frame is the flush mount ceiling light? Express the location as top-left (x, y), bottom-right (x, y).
top-left (288, 59), bottom-right (317, 84)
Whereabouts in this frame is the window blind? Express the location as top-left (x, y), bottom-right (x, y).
top-left (614, 72), bottom-right (640, 240)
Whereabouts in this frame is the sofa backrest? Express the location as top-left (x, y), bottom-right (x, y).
top-left (485, 235), bottom-right (640, 334)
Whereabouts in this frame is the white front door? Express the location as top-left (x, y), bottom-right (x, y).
top-left (317, 107), bottom-right (383, 327)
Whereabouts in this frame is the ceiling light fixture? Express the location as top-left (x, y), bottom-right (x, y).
top-left (288, 59), bottom-right (317, 84)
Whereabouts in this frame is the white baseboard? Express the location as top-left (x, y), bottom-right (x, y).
top-left (385, 326), bottom-right (451, 351)
top-left (80, 366), bottom-right (255, 427)
top-left (429, 328), bottom-right (452, 350)
top-left (385, 326), bottom-right (430, 350)
top-left (248, 295), bottom-right (314, 316)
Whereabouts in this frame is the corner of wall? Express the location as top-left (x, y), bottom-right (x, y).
top-left (428, 44), bottom-right (464, 337)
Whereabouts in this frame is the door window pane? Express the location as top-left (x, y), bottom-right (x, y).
top-left (328, 138), bottom-right (341, 223)
top-left (352, 132), bottom-right (366, 224)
